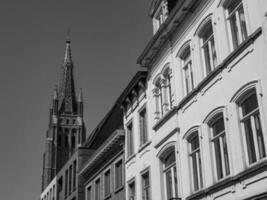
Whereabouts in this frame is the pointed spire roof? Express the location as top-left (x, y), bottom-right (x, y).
top-left (58, 38), bottom-right (77, 113)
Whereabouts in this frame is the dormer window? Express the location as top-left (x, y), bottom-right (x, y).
top-left (152, 0), bottom-right (178, 34)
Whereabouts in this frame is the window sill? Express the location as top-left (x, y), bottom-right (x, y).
top-left (138, 141), bottom-right (152, 153)
top-left (114, 185), bottom-right (124, 194)
top-left (186, 159), bottom-right (267, 200)
top-left (153, 107), bottom-right (177, 131)
top-left (125, 154), bottom-right (136, 164)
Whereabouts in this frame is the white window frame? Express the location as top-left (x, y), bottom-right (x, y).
top-left (224, 0), bottom-right (248, 51)
top-left (104, 168), bottom-right (111, 197)
top-left (141, 167), bottom-right (151, 200)
top-left (85, 184), bottom-right (93, 200)
top-left (231, 81), bottom-right (267, 167)
top-left (187, 130), bottom-right (203, 192)
top-left (139, 105), bottom-right (148, 147)
top-left (198, 20), bottom-right (217, 77)
top-left (114, 158), bottom-right (124, 190)
top-left (126, 120), bottom-right (134, 157)
top-left (205, 110), bottom-right (231, 181)
top-left (127, 177), bottom-right (136, 200)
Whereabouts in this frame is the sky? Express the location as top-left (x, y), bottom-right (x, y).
top-left (0, 1), bottom-right (152, 199)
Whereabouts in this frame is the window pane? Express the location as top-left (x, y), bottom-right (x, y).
top-left (222, 135), bottom-right (230, 175)
top-left (190, 134), bottom-right (199, 151)
top-left (142, 172), bottom-right (150, 200)
top-left (238, 5), bottom-right (248, 41)
top-left (203, 42), bottom-right (212, 74)
top-left (164, 151), bottom-right (175, 168)
top-left (191, 153), bottom-right (199, 191)
top-left (140, 108), bottom-right (148, 145)
top-left (174, 167), bottom-right (178, 197)
top-left (241, 93), bottom-right (258, 116)
top-left (104, 171), bottom-right (110, 195)
top-left (95, 180), bottom-right (100, 200)
top-left (129, 182), bottom-right (135, 200)
top-left (115, 161), bottom-right (123, 188)
top-left (212, 117), bottom-right (225, 136)
top-left (127, 123), bottom-right (134, 157)
top-left (87, 187), bottom-right (91, 200)
top-left (165, 170), bottom-right (173, 199)
top-left (244, 118), bottom-right (257, 164)
top-left (255, 113), bottom-right (266, 159)
top-left (227, 0), bottom-right (242, 13)
top-left (229, 13), bottom-right (239, 49)
top-left (214, 139), bottom-right (223, 179)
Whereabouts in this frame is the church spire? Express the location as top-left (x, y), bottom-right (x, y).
top-left (58, 38), bottom-right (77, 113)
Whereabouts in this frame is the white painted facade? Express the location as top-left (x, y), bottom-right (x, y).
top-left (127, 0), bottom-right (267, 200)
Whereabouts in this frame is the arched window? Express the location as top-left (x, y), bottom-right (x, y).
top-left (179, 44), bottom-right (194, 95)
top-left (159, 146), bottom-right (178, 200)
top-left (237, 89), bottom-right (266, 164)
top-left (198, 19), bottom-right (217, 76)
top-left (204, 110), bottom-right (230, 180)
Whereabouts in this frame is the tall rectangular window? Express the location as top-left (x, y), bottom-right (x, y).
top-left (115, 160), bottom-right (123, 189)
top-left (95, 179), bottom-right (100, 200)
top-left (240, 92), bottom-right (266, 164)
top-left (128, 180), bottom-right (135, 200)
top-left (188, 132), bottom-right (203, 191)
top-left (104, 170), bottom-right (111, 196)
top-left (139, 108), bottom-right (148, 146)
top-left (225, 0), bottom-right (248, 50)
top-left (73, 161), bottom-right (76, 190)
top-left (127, 122), bottom-right (134, 157)
top-left (65, 170), bottom-right (68, 197)
top-left (200, 21), bottom-right (217, 76)
top-left (210, 115), bottom-right (230, 180)
top-left (181, 47), bottom-right (194, 94)
top-left (86, 186), bottom-right (92, 200)
top-left (141, 171), bottom-right (151, 200)
top-left (69, 165), bottom-right (72, 194)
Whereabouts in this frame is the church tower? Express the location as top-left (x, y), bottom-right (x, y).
top-left (41, 39), bottom-right (86, 191)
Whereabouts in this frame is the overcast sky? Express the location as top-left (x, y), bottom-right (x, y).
top-left (0, 1), bottom-right (152, 199)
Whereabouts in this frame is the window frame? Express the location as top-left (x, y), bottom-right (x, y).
top-left (140, 167), bottom-right (151, 200)
top-left (197, 18), bottom-right (217, 77)
top-left (126, 120), bottom-right (135, 158)
top-left (204, 108), bottom-right (231, 181)
top-left (224, 0), bottom-right (249, 51)
top-left (178, 43), bottom-right (194, 95)
top-left (186, 129), bottom-right (204, 192)
top-left (231, 81), bottom-right (267, 167)
top-left (94, 178), bottom-right (101, 200)
top-left (139, 105), bottom-right (148, 147)
top-left (114, 158), bottom-right (124, 191)
top-left (159, 146), bottom-right (179, 200)
top-left (127, 177), bottom-right (136, 200)
top-left (86, 184), bottom-right (92, 200)
top-left (104, 168), bottom-right (111, 197)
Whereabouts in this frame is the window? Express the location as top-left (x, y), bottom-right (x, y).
top-left (188, 132), bottom-right (203, 191)
top-left (115, 160), bottom-right (123, 189)
top-left (141, 171), bottom-right (151, 200)
top-left (128, 180), bottom-right (135, 200)
top-left (163, 68), bottom-right (173, 110)
top-left (104, 170), bottom-right (111, 196)
top-left (139, 107), bottom-right (148, 146)
top-left (87, 186), bottom-right (92, 200)
top-left (225, 0), bottom-right (248, 50)
top-left (199, 21), bottom-right (217, 76)
top-left (73, 161), bottom-right (76, 190)
top-left (153, 79), bottom-right (164, 119)
top-left (209, 114), bottom-right (230, 180)
top-left (69, 165), bottom-right (72, 194)
top-left (162, 149), bottom-right (178, 200)
top-left (95, 179), bottom-right (100, 200)
top-left (127, 122), bottom-right (134, 157)
top-left (239, 91), bottom-right (266, 164)
top-left (153, 0), bottom-right (168, 33)
top-left (65, 170), bottom-right (68, 197)
top-left (180, 46), bottom-right (194, 94)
